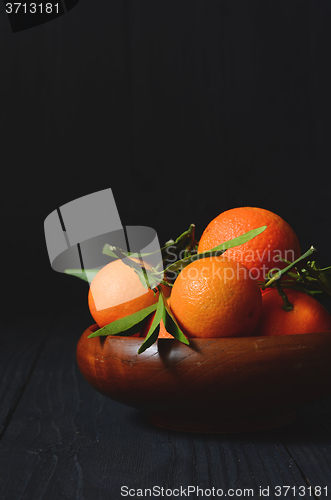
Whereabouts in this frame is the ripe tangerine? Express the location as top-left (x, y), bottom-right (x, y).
top-left (170, 256), bottom-right (262, 338)
top-left (198, 207), bottom-right (301, 281)
top-left (254, 288), bottom-right (331, 336)
top-left (88, 258), bottom-right (169, 329)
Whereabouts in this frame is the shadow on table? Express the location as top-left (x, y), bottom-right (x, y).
top-left (127, 397), bottom-right (331, 446)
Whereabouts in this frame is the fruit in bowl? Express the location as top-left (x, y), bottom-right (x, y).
top-left (255, 288), bottom-right (331, 336)
top-left (198, 206), bottom-right (302, 280)
top-left (76, 326), bottom-right (331, 433)
top-left (71, 207), bottom-right (331, 432)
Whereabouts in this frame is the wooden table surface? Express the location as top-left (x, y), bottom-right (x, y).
top-left (1, 309), bottom-right (331, 500)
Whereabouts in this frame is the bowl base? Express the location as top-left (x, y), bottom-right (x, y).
top-left (149, 410), bottom-right (297, 433)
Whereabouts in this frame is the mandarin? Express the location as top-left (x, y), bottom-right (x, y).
top-left (198, 207), bottom-right (301, 281)
top-left (170, 256), bottom-right (262, 338)
top-left (88, 258), bottom-right (168, 329)
top-left (254, 288), bottom-right (331, 336)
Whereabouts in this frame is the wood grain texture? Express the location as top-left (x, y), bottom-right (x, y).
top-left (1, 315), bottom-right (331, 499)
top-left (0, 318), bottom-right (54, 439)
top-left (77, 324), bottom-right (331, 432)
top-left (1, 0), bottom-right (331, 496)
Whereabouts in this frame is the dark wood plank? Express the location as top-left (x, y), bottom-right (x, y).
top-left (274, 402), bottom-right (331, 498)
top-left (1, 310), bottom-right (330, 499)
top-left (0, 312), bottom-right (90, 499)
top-left (0, 316), bottom-right (56, 439)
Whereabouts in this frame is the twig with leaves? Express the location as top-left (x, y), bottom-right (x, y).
top-left (65, 225), bottom-right (267, 353)
top-left (65, 223), bottom-right (331, 353)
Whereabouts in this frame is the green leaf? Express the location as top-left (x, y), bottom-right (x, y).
top-left (129, 261), bottom-right (162, 291)
top-left (101, 224), bottom-right (198, 287)
top-left (164, 225), bottom-right (267, 274)
top-left (162, 293), bottom-right (189, 345)
top-left (305, 261), bottom-right (331, 295)
top-left (137, 289), bottom-right (189, 351)
top-left (264, 252), bottom-right (331, 302)
top-left (132, 265), bottom-right (151, 290)
top-left (166, 224), bottom-right (197, 250)
top-left (102, 244), bottom-right (159, 260)
top-left (138, 293), bottom-right (165, 354)
top-left (103, 244), bottom-right (163, 291)
top-left (263, 246), bottom-right (317, 288)
top-left (209, 225), bottom-right (267, 253)
top-left (163, 249), bottom-right (221, 274)
top-left (102, 224), bottom-right (198, 277)
top-left (87, 302), bottom-right (157, 338)
top-left (102, 244), bottom-right (123, 259)
top-left (310, 262), bottom-right (331, 273)
top-left (64, 269), bottom-right (99, 282)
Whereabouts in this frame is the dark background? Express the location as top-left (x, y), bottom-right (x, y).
top-left (1, 0), bottom-right (331, 323)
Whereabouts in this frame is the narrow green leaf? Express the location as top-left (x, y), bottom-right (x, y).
top-left (163, 249), bottom-right (222, 274)
top-left (164, 225), bottom-right (267, 274)
top-left (102, 224), bottom-right (197, 283)
top-left (312, 264), bottom-right (331, 272)
top-left (304, 261), bottom-right (331, 295)
top-left (87, 302), bottom-right (157, 338)
top-left (138, 293), bottom-right (165, 354)
top-left (162, 293), bottom-right (189, 345)
top-left (102, 244), bottom-right (123, 259)
top-left (161, 224), bottom-right (195, 252)
top-left (133, 266), bottom-right (151, 290)
top-left (103, 246), bottom-right (162, 291)
top-left (102, 243), bottom-right (159, 260)
top-left (137, 324), bottom-right (160, 354)
top-left (209, 225), bottom-right (267, 253)
top-left (64, 269), bottom-right (99, 282)
top-left (264, 246), bottom-right (317, 288)
top-left (131, 262), bottom-right (164, 291)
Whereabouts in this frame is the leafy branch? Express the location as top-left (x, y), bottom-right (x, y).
top-left (137, 287), bottom-right (189, 354)
top-left (85, 224), bottom-right (267, 353)
top-left (260, 246), bottom-right (331, 310)
top-left (162, 226), bottom-right (267, 276)
top-left (64, 221), bottom-right (331, 351)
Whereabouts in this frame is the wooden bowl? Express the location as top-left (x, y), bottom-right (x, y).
top-left (76, 324), bottom-right (331, 433)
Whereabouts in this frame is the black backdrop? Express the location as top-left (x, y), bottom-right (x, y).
top-left (1, 0), bottom-right (331, 322)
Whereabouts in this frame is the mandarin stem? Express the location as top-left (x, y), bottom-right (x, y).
top-left (276, 280), bottom-right (293, 311)
top-left (263, 246), bottom-right (317, 289)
